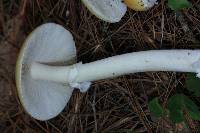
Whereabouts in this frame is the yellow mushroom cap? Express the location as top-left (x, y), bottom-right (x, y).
top-left (124, 0), bottom-right (157, 11)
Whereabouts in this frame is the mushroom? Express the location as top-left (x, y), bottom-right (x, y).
top-left (81, 0), bottom-right (127, 23)
top-left (16, 23), bottom-right (200, 121)
top-left (81, 0), bottom-right (157, 23)
top-left (124, 0), bottom-right (157, 11)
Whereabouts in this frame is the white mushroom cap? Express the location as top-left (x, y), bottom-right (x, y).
top-left (81, 0), bottom-right (127, 23)
top-left (16, 23), bottom-right (76, 120)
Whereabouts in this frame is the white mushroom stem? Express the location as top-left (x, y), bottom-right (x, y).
top-left (31, 50), bottom-right (200, 84)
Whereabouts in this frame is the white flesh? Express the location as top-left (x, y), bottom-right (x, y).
top-left (31, 50), bottom-right (200, 83)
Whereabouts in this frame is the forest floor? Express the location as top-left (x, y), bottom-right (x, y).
top-left (0, 0), bottom-right (200, 132)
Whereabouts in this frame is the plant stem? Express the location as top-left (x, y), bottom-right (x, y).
top-left (31, 50), bottom-right (200, 83)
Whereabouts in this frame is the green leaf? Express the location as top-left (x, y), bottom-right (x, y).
top-left (188, 111), bottom-right (200, 121)
top-left (148, 98), bottom-right (165, 118)
top-left (168, 94), bottom-right (184, 123)
top-left (168, 94), bottom-right (200, 123)
top-left (183, 96), bottom-right (200, 120)
top-left (168, 0), bottom-right (192, 10)
top-left (186, 73), bottom-right (200, 97)
top-left (169, 109), bottom-right (185, 123)
top-left (168, 94), bottom-right (183, 111)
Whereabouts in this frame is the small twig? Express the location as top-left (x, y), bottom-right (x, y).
top-left (89, 88), bottom-right (98, 132)
top-left (19, 0), bottom-right (28, 17)
top-left (160, 10), bottom-right (164, 47)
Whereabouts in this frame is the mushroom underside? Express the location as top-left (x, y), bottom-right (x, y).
top-left (16, 23), bottom-right (76, 120)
